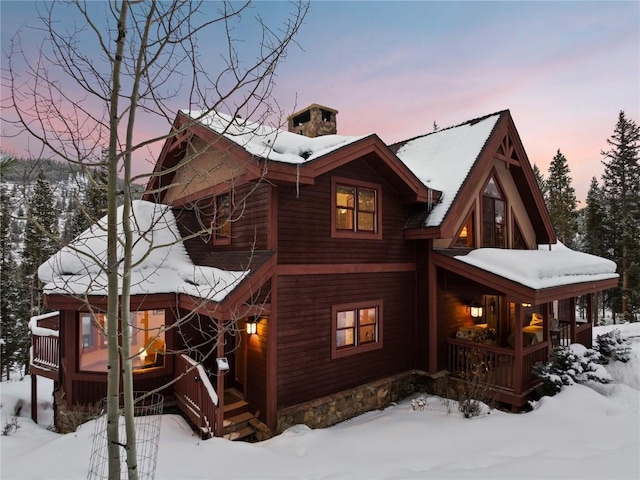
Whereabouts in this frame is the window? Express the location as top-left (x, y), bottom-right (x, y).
top-left (78, 310), bottom-right (166, 372)
top-left (453, 211), bottom-right (474, 248)
top-left (481, 176), bottom-right (506, 248)
top-left (513, 217), bottom-right (527, 249)
top-left (332, 301), bottom-right (383, 358)
top-left (214, 192), bottom-right (231, 245)
top-left (331, 177), bottom-right (382, 239)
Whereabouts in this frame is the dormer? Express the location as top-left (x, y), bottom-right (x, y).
top-left (288, 104), bottom-right (338, 137)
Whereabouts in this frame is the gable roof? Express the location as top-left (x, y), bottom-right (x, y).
top-left (146, 110), bottom-right (432, 205)
top-left (38, 200), bottom-right (249, 303)
top-left (390, 112), bottom-right (502, 228)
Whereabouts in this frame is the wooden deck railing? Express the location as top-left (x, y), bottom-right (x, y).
top-left (29, 314), bottom-right (60, 380)
top-left (174, 354), bottom-right (219, 439)
top-left (447, 339), bottom-right (548, 394)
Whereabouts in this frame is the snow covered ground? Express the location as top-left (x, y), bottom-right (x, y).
top-left (1, 324), bottom-right (638, 480)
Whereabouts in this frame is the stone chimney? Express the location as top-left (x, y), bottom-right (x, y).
top-left (287, 104), bottom-right (338, 137)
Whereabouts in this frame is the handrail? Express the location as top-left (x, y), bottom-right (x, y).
top-left (174, 354), bottom-right (218, 438)
top-left (29, 314), bottom-right (60, 373)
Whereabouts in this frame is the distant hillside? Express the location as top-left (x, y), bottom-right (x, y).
top-left (1, 158), bottom-right (81, 184)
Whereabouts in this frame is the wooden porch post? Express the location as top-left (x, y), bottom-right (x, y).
top-left (568, 297), bottom-right (576, 343)
top-left (428, 246), bottom-right (438, 373)
top-left (215, 319), bottom-right (225, 437)
top-left (513, 302), bottom-right (524, 397)
top-left (31, 374), bottom-right (38, 423)
top-left (587, 294), bottom-right (594, 326)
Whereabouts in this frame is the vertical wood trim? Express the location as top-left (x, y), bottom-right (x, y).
top-left (569, 297), bottom-right (576, 342)
top-left (63, 310), bottom-right (74, 408)
top-left (215, 320), bottom-right (225, 437)
top-left (266, 274), bottom-right (278, 430)
top-left (514, 302), bottom-right (524, 395)
top-left (587, 294), bottom-right (593, 326)
top-left (31, 374), bottom-right (38, 423)
top-left (427, 243), bottom-right (438, 373)
top-left (268, 184), bottom-right (278, 250)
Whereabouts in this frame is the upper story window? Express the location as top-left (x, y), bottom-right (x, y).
top-left (79, 310), bottom-right (166, 372)
top-left (214, 192), bottom-right (231, 245)
top-left (453, 211), bottom-right (475, 248)
top-left (331, 177), bottom-right (382, 240)
top-left (332, 301), bottom-right (383, 359)
top-left (513, 217), bottom-right (527, 249)
top-left (482, 176), bottom-right (506, 248)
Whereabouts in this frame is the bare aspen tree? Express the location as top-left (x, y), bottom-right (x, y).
top-left (2, 1), bottom-right (308, 478)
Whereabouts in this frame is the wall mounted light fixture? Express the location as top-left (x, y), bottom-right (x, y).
top-left (469, 301), bottom-right (483, 319)
top-left (246, 319), bottom-right (258, 335)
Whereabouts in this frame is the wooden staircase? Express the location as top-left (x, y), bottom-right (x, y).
top-left (222, 389), bottom-right (272, 442)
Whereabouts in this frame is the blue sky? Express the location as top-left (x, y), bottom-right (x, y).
top-left (2, 1), bottom-right (639, 202)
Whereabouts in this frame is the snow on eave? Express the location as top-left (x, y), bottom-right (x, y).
top-left (183, 109), bottom-right (368, 166)
top-left (455, 243), bottom-right (619, 290)
top-left (38, 200), bottom-right (249, 303)
top-left (393, 111), bottom-right (504, 228)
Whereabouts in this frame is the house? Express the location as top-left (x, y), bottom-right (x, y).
top-left (31, 104), bottom-right (618, 439)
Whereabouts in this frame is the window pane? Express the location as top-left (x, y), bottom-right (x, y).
top-left (483, 178), bottom-right (502, 198)
top-left (215, 193), bottom-right (230, 239)
top-left (337, 310), bottom-right (355, 329)
top-left (79, 313), bottom-right (108, 372)
top-left (495, 199), bottom-right (505, 247)
top-left (359, 325), bottom-right (376, 344)
top-left (336, 207), bottom-right (354, 230)
top-left (133, 310), bottom-right (166, 369)
top-left (336, 186), bottom-right (355, 208)
top-left (357, 212), bottom-right (375, 232)
top-left (358, 189), bottom-right (376, 213)
top-left (359, 307), bottom-right (376, 326)
top-left (482, 196), bottom-right (494, 247)
top-left (336, 329), bottom-right (355, 348)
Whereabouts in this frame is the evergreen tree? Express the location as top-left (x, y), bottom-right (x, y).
top-left (584, 177), bottom-right (608, 321)
top-left (63, 166), bottom-right (108, 243)
top-left (0, 187), bottom-right (30, 378)
top-left (21, 169), bottom-right (59, 318)
top-left (546, 149), bottom-right (579, 248)
top-left (533, 163), bottom-right (546, 198)
top-left (601, 111), bottom-right (640, 322)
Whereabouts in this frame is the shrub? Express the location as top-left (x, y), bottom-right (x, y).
top-left (595, 329), bottom-right (632, 363)
top-left (2, 416), bottom-right (20, 436)
top-left (533, 344), bottom-right (612, 397)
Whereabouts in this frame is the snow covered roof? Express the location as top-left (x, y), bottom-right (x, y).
top-left (394, 112), bottom-right (502, 227)
top-left (184, 109), bottom-right (367, 165)
top-left (38, 200), bottom-right (248, 302)
top-left (454, 242), bottom-right (618, 290)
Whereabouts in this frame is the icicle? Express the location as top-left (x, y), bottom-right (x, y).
top-left (296, 164), bottom-right (300, 198)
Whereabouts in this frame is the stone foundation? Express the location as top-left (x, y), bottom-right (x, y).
top-left (276, 370), bottom-right (445, 433)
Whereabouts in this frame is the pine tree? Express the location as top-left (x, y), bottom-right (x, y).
top-left (63, 166), bottom-right (108, 243)
top-left (584, 177), bottom-right (608, 322)
top-left (533, 163), bottom-right (546, 198)
top-left (546, 149), bottom-right (579, 248)
top-left (0, 187), bottom-right (30, 378)
top-left (21, 169), bottom-right (59, 318)
top-left (601, 111), bottom-right (640, 322)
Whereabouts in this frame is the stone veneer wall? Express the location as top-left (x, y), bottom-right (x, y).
top-left (276, 370), bottom-right (438, 433)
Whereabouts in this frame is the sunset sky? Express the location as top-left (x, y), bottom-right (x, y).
top-left (2, 1), bottom-right (639, 203)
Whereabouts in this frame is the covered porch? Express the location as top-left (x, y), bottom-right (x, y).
top-left (431, 246), bottom-right (619, 408)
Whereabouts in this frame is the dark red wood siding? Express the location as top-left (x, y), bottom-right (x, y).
top-left (275, 271), bottom-right (415, 408)
top-left (220, 182), bottom-right (270, 251)
top-left (277, 161), bottom-right (416, 264)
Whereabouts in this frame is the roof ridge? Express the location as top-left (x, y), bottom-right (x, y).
top-left (388, 109), bottom-right (509, 152)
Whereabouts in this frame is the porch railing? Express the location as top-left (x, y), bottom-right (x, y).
top-left (174, 354), bottom-right (219, 439)
top-left (29, 314), bottom-right (60, 379)
top-left (447, 339), bottom-right (547, 394)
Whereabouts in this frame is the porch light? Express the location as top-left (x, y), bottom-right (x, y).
top-left (522, 303), bottom-right (532, 308)
top-left (469, 302), bottom-right (483, 319)
top-left (246, 319), bottom-right (258, 335)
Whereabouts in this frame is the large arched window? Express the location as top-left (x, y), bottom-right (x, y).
top-left (482, 176), bottom-right (506, 248)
